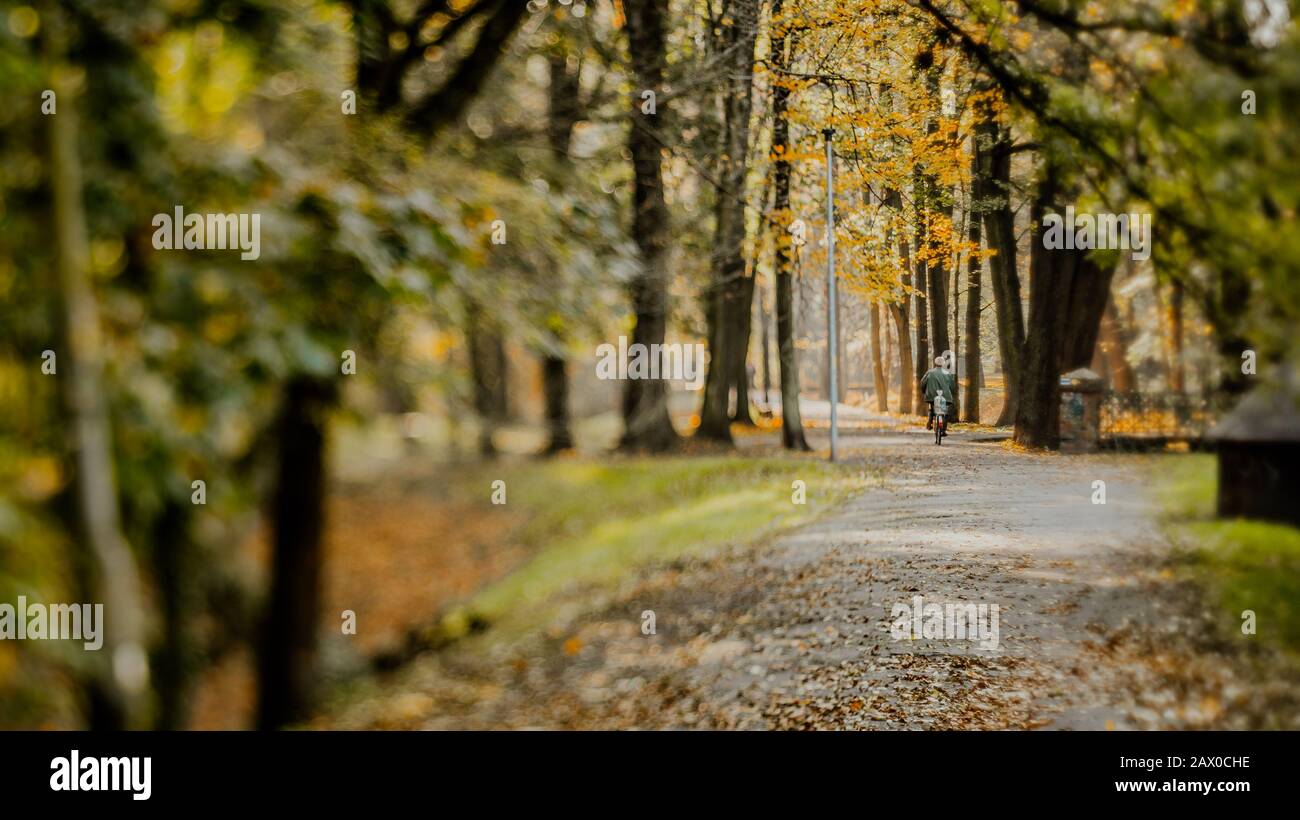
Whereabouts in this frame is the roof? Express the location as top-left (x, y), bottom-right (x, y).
top-left (1060, 367), bottom-right (1103, 391)
top-left (1211, 386), bottom-right (1300, 442)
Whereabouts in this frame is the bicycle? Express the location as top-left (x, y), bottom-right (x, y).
top-left (932, 395), bottom-right (949, 445)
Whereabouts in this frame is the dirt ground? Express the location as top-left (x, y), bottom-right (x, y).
top-left (322, 426), bottom-right (1300, 730)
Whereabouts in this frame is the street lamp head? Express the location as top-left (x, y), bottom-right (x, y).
top-left (822, 127), bottom-right (835, 140)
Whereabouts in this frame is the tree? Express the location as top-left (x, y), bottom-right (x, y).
top-left (43, 4), bottom-right (150, 729)
top-left (769, 0), bottom-right (811, 450)
top-left (257, 376), bottom-right (335, 729)
top-left (620, 0), bottom-right (680, 452)
top-left (962, 132), bottom-right (983, 423)
top-left (540, 47), bottom-right (584, 454)
top-left (869, 301), bottom-right (889, 412)
top-left (974, 101), bottom-right (1023, 427)
top-left (698, 0), bottom-right (763, 443)
top-left (1014, 152), bottom-right (1117, 448)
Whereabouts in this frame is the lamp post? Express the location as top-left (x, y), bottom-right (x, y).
top-left (823, 127), bottom-right (838, 462)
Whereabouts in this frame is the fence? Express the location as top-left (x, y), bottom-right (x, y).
top-left (1099, 390), bottom-right (1221, 444)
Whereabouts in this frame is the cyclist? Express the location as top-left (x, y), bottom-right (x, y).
top-left (920, 356), bottom-right (957, 431)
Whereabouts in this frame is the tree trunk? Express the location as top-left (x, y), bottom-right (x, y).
top-left (1211, 267), bottom-right (1252, 397)
top-left (1013, 163), bottom-right (1117, 448)
top-left (869, 302), bottom-right (889, 412)
top-left (913, 244), bottom-right (930, 414)
top-left (836, 293), bottom-right (847, 403)
top-left (884, 189), bottom-right (916, 415)
top-left (915, 51), bottom-right (949, 412)
top-left (540, 51), bottom-right (583, 454)
top-left (467, 303), bottom-right (507, 457)
top-left (912, 168), bottom-right (931, 414)
top-left (729, 272), bottom-right (758, 425)
top-left (698, 0), bottom-right (760, 443)
top-left (884, 299), bottom-right (895, 403)
top-left (1014, 183), bottom-right (1066, 449)
top-left (890, 303), bottom-right (914, 415)
top-left (45, 8), bottom-right (150, 729)
top-left (953, 211), bottom-right (962, 373)
top-left (977, 114), bottom-right (1024, 427)
top-left (963, 172), bottom-right (983, 423)
top-left (542, 356), bottom-right (573, 453)
top-left (928, 212), bottom-right (952, 360)
top-left (759, 275), bottom-right (773, 412)
top-left (1167, 279), bottom-right (1186, 392)
top-left (620, 0), bottom-right (679, 451)
top-left (153, 499), bottom-right (194, 730)
top-left (1098, 294), bottom-right (1136, 391)
top-left (913, 189), bottom-right (929, 404)
top-left (258, 375), bottom-right (336, 729)
top-left (776, 260), bottom-right (809, 450)
top-left (769, 0), bottom-right (810, 450)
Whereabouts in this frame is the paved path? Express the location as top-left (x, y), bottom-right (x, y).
top-left (673, 428), bottom-right (1168, 729)
top-left (329, 428), bottom-right (1271, 730)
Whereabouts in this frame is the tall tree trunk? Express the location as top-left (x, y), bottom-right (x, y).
top-left (952, 213), bottom-right (962, 373)
top-left (45, 8), bottom-right (150, 729)
top-left (467, 303), bottom-right (507, 458)
top-left (890, 304), bottom-right (914, 415)
top-left (885, 189), bottom-right (916, 415)
top-left (732, 162), bottom-right (775, 425)
top-left (913, 242), bottom-right (930, 414)
top-left (928, 217), bottom-right (952, 359)
top-left (541, 356), bottom-right (572, 453)
top-left (1167, 279), bottom-right (1186, 392)
top-left (977, 112), bottom-right (1023, 427)
top-left (769, 0), bottom-right (810, 450)
top-left (1211, 267), bottom-right (1252, 397)
top-left (1098, 294), bottom-right (1136, 391)
top-left (258, 376), bottom-right (336, 729)
top-left (869, 302), bottom-right (889, 412)
top-left (1014, 177), bottom-right (1066, 449)
top-left (1013, 162), bottom-right (1117, 448)
top-left (962, 132), bottom-right (988, 424)
top-left (915, 47), bottom-right (949, 412)
top-left (836, 293), bottom-right (847, 403)
top-left (759, 274), bottom-right (773, 412)
top-left (913, 167), bottom-right (931, 414)
top-left (963, 174), bottom-right (983, 423)
top-left (884, 300), bottom-right (896, 404)
top-left (540, 50), bottom-right (583, 454)
top-left (620, 0), bottom-right (679, 451)
top-left (776, 258), bottom-right (809, 450)
top-left (698, 0), bottom-right (760, 443)
top-left (730, 267), bottom-right (758, 425)
top-left (153, 500), bottom-right (194, 730)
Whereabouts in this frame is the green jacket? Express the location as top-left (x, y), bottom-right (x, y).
top-left (920, 367), bottom-right (956, 404)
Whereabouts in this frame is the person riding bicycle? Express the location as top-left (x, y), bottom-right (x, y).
top-left (920, 356), bottom-right (957, 431)
top-left (932, 391), bottom-right (951, 441)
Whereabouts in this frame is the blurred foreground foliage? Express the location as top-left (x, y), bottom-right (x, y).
top-left (0, 0), bottom-right (634, 727)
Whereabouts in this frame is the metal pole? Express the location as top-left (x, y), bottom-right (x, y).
top-left (823, 127), bottom-right (837, 462)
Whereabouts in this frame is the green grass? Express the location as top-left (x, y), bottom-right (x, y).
top-left (1158, 454), bottom-right (1300, 654)
top-left (440, 455), bottom-right (866, 640)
